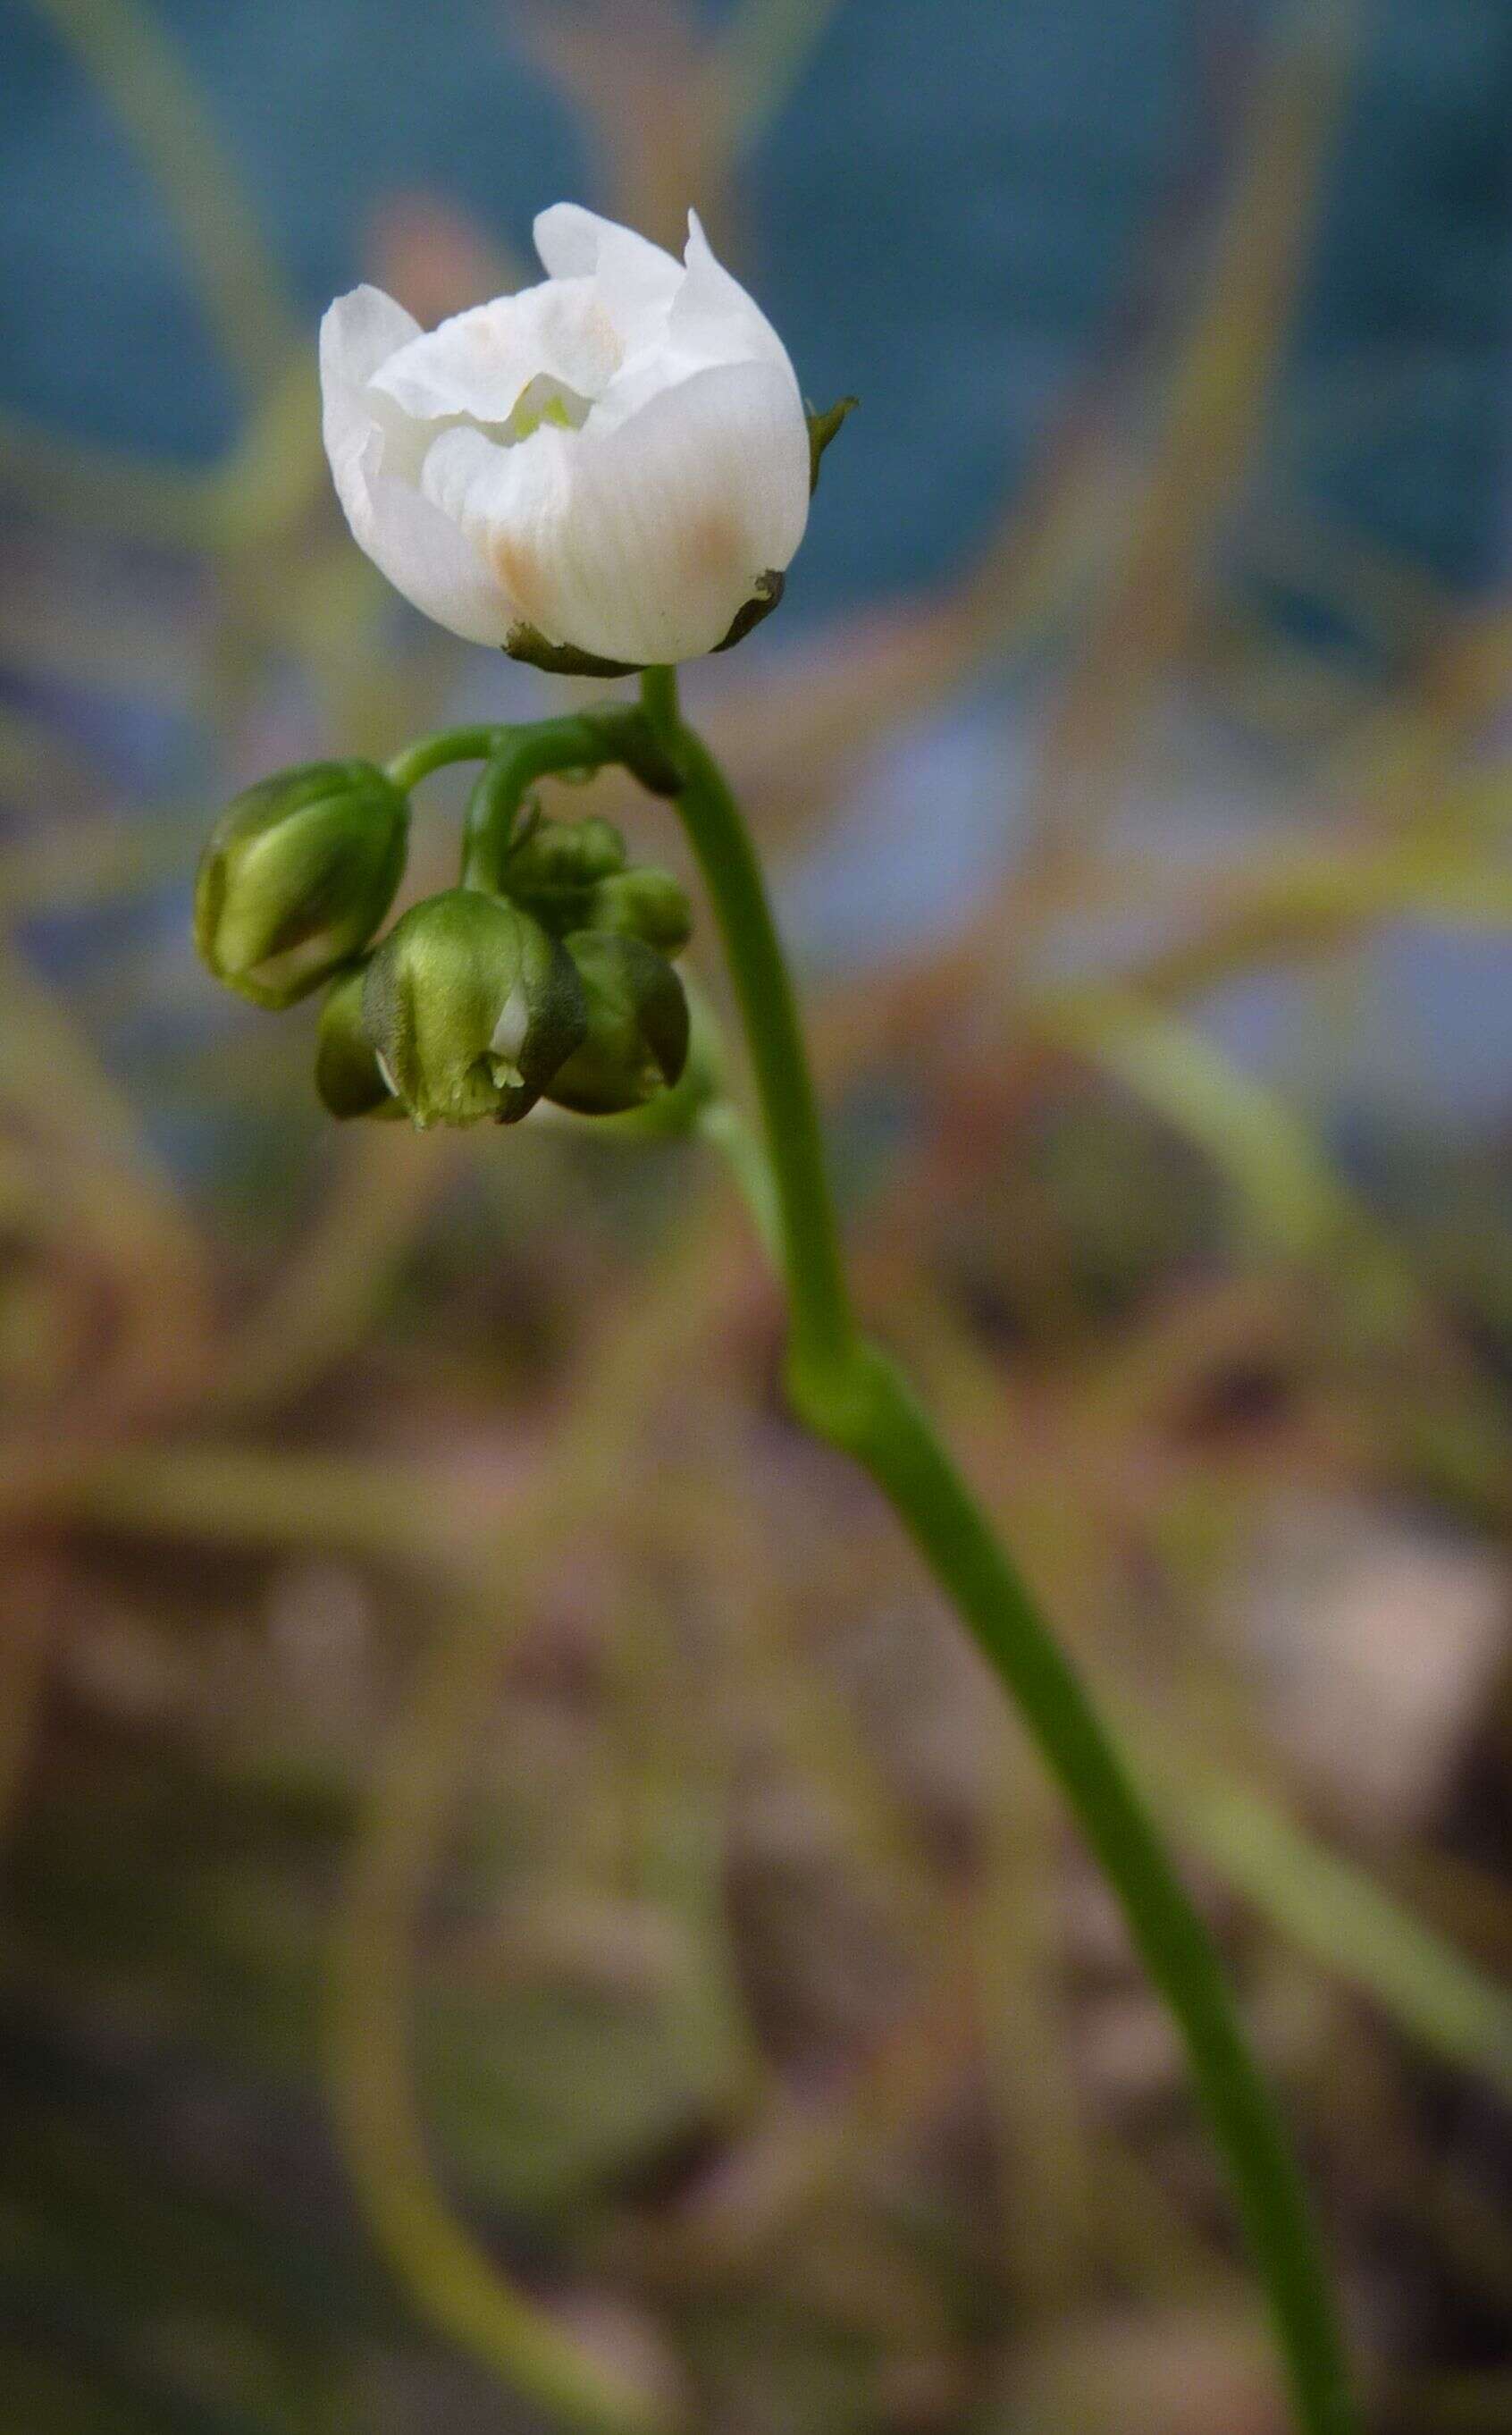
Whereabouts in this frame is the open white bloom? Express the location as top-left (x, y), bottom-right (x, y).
top-left (320, 204), bottom-right (811, 668)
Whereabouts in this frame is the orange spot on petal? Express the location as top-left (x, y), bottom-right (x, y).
top-left (488, 528), bottom-right (547, 621)
top-left (680, 510), bottom-right (741, 583)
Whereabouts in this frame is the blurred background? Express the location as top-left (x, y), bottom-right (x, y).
top-left (4, 1), bottom-right (1512, 2428)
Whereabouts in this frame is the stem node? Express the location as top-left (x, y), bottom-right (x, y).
top-left (785, 1336), bottom-right (890, 1459)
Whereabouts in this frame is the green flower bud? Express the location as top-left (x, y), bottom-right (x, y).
top-left (361, 889), bottom-right (586, 1127)
top-left (584, 865), bottom-right (693, 956)
top-left (194, 761), bottom-right (408, 1009)
top-left (545, 930), bottom-right (690, 1116)
top-left (314, 962), bottom-right (403, 1121)
top-left (591, 976), bottom-right (724, 1141)
top-left (497, 813), bottom-right (633, 937)
top-left (505, 813), bottom-right (626, 895)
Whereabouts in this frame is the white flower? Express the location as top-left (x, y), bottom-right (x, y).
top-left (320, 204), bottom-right (811, 668)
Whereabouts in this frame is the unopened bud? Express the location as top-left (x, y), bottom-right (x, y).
top-left (504, 813), bottom-right (626, 899)
top-left (590, 976), bottom-right (724, 1141)
top-left (361, 889), bottom-right (585, 1127)
top-left (314, 962), bottom-right (403, 1121)
top-left (545, 930), bottom-right (690, 1116)
top-left (194, 761), bottom-right (408, 1008)
top-left (585, 865), bottom-right (693, 956)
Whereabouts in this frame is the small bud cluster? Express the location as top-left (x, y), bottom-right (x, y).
top-left (194, 757), bottom-right (694, 1131)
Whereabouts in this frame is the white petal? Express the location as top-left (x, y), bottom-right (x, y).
top-left (321, 285), bottom-right (429, 484)
top-left (427, 359), bottom-right (810, 665)
top-left (321, 283), bottom-right (421, 399)
top-left (343, 429), bottom-right (520, 645)
top-left (533, 202), bottom-right (682, 340)
top-left (490, 982), bottom-right (530, 1066)
top-left (591, 211), bottom-right (801, 435)
top-left (320, 294), bottom-right (518, 646)
top-left (368, 280), bottom-right (622, 425)
top-left (418, 424), bottom-right (570, 635)
top-left (668, 211), bottom-right (800, 396)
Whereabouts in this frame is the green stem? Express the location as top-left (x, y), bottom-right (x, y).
top-left (640, 664), bottom-right (853, 1378)
top-left (638, 664), bottom-right (1352, 2435)
top-left (385, 712), bottom-right (676, 889)
top-left (384, 726), bottom-right (506, 794)
top-left (458, 712), bottom-right (659, 892)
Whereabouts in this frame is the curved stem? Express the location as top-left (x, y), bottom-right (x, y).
top-left (839, 1344), bottom-right (1348, 2433)
top-left (639, 665), bottom-right (1352, 2435)
top-left (385, 712), bottom-right (676, 885)
top-left (385, 726), bottom-right (507, 794)
top-left (328, 1583), bottom-right (672, 2435)
top-left (458, 712), bottom-right (647, 892)
top-left (640, 666), bottom-right (853, 1378)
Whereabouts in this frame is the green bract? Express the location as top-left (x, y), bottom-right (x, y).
top-left (545, 929), bottom-right (691, 1116)
top-left (361, 889), bottom-right (586, 1128)
top-left (194, 761), bottom-right (408, 1008)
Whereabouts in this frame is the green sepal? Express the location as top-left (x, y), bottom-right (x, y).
top-left (502, 627), bottom-right (643, 679)
top-left (588, 977), bottom-right (724, 1141)
top-left (361, 889), bottom-right (586, 1128)
top-left (806, 396), bottom-right (858, 493)
top-left (710, 569), bottom-right (785, 654)
top-left (544, 930), bottom-right (690, 1116)
top-left (194, 761), bottom-right (409, 1009)
top-left (314, 962), bottom-right (404, 1121)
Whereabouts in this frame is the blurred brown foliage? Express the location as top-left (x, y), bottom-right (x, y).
top-left (2, 4), bottom-right (1512, 2432)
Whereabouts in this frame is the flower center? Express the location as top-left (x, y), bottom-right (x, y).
top-left (503, 374), bottom-right (594, 444)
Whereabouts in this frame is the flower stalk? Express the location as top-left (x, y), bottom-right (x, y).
top-left (637, 664), bottom-right (1353, 2435)
top-left (640, 664), bottom-right (853, 1379)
